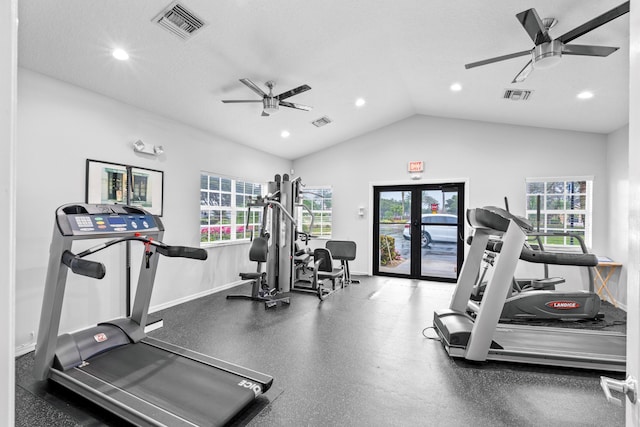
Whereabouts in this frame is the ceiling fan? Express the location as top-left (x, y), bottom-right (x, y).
top-left (221, 79), bottom-right (312, 116)
top-left (465, 1), bottom-right (630, 83)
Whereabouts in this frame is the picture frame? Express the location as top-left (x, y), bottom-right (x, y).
top-left (130, 166), bottom-right (164, 216)
top-left (85, 159), bottom-right (129, 205)
top-left (85, 159), bottom-right (164, 216)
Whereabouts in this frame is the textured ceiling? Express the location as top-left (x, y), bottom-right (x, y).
top-left (17, 0), bottom-right (630, 160)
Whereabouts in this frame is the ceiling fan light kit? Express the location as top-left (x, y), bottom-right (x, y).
top-left (465, 2), bottom-right (630, 83)
top-left (533, 40), bottom-right (562, 69)
top-left (263, 96), bottom-right (279, 115)
top-left (222, 79), bottom-right (312, 116)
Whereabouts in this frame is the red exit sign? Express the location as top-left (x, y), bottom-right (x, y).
top-left (408, 161), bottom-right (423, 172)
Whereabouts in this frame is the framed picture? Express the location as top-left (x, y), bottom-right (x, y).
top-left (130, 166), bottom-right (164, 216)
top-left (85, 159), bottom-right (129, 205)
top-left (85, 159), bottom-right (165, 216)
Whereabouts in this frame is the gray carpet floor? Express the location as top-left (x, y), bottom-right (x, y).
top-left (15, 276), bottom-right (627, 426)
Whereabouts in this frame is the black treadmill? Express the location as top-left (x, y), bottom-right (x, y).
top-left (33, 203), bottom-right (273, 426)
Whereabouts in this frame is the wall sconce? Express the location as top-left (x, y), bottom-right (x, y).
top-left (133, 139), bottom-right (164, 156)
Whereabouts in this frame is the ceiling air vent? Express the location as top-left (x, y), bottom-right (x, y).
top-left (311, 116), bottom-right (332, 127)
top-left (153, 2), bottom-right (206, 40)
top-left (503, 89), bottom-right (533, 101)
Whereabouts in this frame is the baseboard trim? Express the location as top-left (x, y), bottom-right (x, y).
top-left (15, 280), bottom-right (250, 357)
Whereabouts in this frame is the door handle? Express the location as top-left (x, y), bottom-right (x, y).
top-left (600, 375), bottom-right (638, 406)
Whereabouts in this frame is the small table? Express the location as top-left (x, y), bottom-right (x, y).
top-left (594, 260), bottom-right (622, 307)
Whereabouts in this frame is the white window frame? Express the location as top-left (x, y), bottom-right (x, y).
top-left (524, 176), bottom-right (593, 249)
top-left (200, 172), bottom-right (264, 246)
top-left (300, 186), bottom-right (332, 238)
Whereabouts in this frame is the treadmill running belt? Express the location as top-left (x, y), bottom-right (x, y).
top-left (79, 342), bottom-right (257, 426)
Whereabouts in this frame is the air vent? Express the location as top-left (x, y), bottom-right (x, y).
top-left (153, 2), bottom-right (206, 40)
top-left (311, 116), bottom-right (332, 127)
top-left (503, 89), bottom-right (533, 101)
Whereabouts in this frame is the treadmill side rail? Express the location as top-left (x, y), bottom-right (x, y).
top-left (50, 367), bottom-right (198, 427)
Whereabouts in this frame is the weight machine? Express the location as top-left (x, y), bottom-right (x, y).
top-left (233, 173), bottom-right (343, 301)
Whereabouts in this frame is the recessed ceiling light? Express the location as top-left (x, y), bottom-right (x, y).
top-left (355, 98), bottom-right (366, 107)
top-left (112, 48), bottom-right (129, 61)
top-left (577, 91), bottom-right (594, 100)
top-left (450, 83), bottom-right (462, 92)
top-left (281, 130), bottom-right (290, 138)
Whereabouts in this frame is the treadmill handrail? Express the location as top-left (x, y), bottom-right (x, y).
top-left (61, 250), bottom-right (106, 279)
top-left (73, 235), bottom-right (207, 260)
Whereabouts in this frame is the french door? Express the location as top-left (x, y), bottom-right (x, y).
top-left (373, 183), bottom-right (465, 282)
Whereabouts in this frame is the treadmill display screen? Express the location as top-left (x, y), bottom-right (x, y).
top-left (107, 217), bottom-right (126, 226)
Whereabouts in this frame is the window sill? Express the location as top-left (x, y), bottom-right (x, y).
top-left (200, 240), bottom-right (251, 249)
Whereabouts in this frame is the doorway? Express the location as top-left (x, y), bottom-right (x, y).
top-left (373, 183), bottom-right (465, 282)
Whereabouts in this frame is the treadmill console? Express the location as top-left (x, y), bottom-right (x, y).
top-left (68, 213), bottom-right (158, 234)
top-left (56, 203), bottom-right (163, 236)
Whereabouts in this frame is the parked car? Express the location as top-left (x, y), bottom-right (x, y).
top-left (403, 213), bottom-right (458, 247)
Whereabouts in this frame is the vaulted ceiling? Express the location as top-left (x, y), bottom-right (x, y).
top-left (17, 1), bottom-right (630, 159)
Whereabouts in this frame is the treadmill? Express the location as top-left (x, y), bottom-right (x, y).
top-left (433, 206), bottom-right (626, 372)
top-left (33, 203), bottom-right (274, 426)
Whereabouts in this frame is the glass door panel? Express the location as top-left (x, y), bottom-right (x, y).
top-left (420, 189), bottom-right (460, 279)
top-left (376, 190), bottom-right (412, 275)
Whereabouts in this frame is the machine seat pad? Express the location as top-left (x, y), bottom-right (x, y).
top-left (294, 254), bottom-right (311, 264)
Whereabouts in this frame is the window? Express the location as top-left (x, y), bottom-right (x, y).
top-left (525, 178), bottom-right (592, 248)
top-left (200, 173), bottom-right (263, 245)
top-left (300, 187), bottom-right (332, 238)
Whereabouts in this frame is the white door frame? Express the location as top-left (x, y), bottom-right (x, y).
top-left (1, 0), bottom-right (17, 425)
top-left (367, 177), bottom-right (470, 276)
top-left (626, 1), bottom-right (639, 424)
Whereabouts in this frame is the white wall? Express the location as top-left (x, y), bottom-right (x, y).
top-left (15, 67), bottom-right (627, 356)
top-left (16, 68), bottom-right (291, 353)
top-left (605, 125), bottom-right (629, 309)
top-left (294, 114), bottom-right (610, 291)
top-left (1, 0), bottom-right (17, 425)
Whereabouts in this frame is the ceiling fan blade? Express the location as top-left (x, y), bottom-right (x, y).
top-left (511, 60), bottom-right (534, 84)
top-left (276, 84), bottom-right (311, 100)
top-left (562, 44), bottom-right (619, 57)
top-left (261, 111), bottom-right (270, 117)
top-left (239, 78), bottom-right (268, 98)
top-left (516, 8), bottom-right (552, 45)
top-left (558, 1), bottom-right (630, 44)
top-left (280, 101), bottom-right (312, 111)
top-left (221, 100), bottom-right (263, 103)
top-left (465, 50), bottom-right (531, 69)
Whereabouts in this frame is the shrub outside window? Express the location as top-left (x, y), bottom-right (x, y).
top-left (200, 173), bottom-right (263, 245)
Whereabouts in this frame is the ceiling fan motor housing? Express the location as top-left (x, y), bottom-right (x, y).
top-left (263, 97), bottom-right (279, 114)
top-left (533, 40), bottom-right (563, 69)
